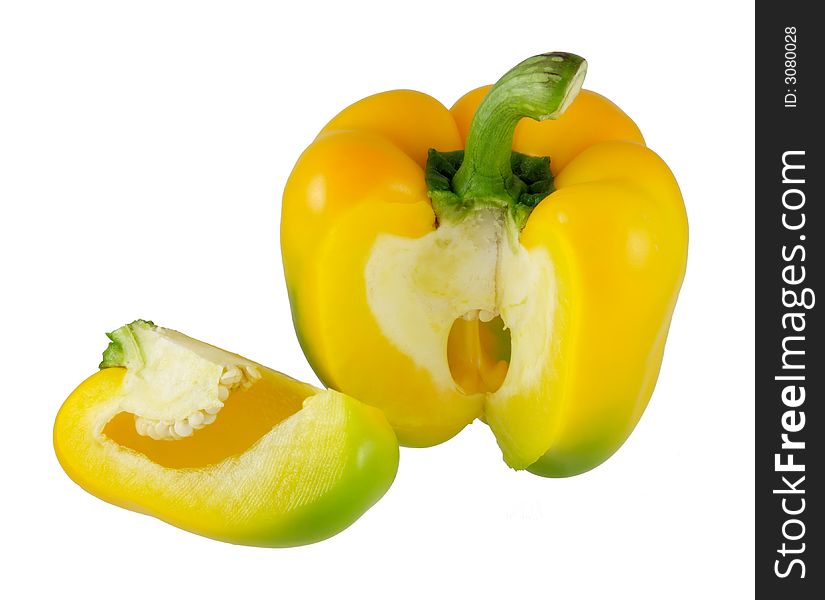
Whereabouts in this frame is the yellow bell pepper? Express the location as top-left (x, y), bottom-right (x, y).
top-left (53, 320), bottom-right (399, 546)
top-left (281, 53), bottom-right (688, 476)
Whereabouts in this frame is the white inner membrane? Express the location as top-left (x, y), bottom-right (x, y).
top-left (114, 327), bottom-right (262, 440)
top-left (364, 208), bottom-right (556, 399)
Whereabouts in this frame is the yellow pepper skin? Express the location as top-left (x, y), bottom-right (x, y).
top-left (282, 112), bottom-right (471, 447)
top-left (54, 322), bottom-right (399, 547)
top-left (281, 53), bottom-right (688, 476)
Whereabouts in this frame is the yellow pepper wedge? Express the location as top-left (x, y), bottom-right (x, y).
top-left (281, 53), bottom-right (688, 476)
top-left (54, 320), bottom-right (399, 546)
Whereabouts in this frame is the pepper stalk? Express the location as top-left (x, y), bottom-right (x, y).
top-left (426, 52), bottom-right (587, 228)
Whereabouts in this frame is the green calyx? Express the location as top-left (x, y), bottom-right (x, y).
top-left (426, 149), bottom-right (555, 227)
top-left (426, 52), bottom-right (587, 228)
top-left (100, 319), bottom-right (156, 369)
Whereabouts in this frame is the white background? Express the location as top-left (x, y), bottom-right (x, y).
top-left (0, 1), bottom-right (754, 597)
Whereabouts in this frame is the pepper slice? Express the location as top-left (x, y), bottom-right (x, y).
top-left (53, 320), bottom-right (399, 546)
top-left (281, 53), bottom-right (688, 476)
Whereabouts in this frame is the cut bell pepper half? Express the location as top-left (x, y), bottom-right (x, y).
top-left (54, 320), bottom-right (399, 547)
top-left (281, 53), bottom-right (688, 476)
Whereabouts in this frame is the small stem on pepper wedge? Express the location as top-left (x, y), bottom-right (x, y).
top-left (427, 52), bottom-right (586, 227)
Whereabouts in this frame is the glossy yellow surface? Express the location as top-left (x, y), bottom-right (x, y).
top-left (282, 84), bottom-right (687, 475)
top-left (54, 367), bottom-right (399, 546)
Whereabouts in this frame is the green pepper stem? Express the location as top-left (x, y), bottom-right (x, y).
top-left (452, 53), bottom-right (587, 203)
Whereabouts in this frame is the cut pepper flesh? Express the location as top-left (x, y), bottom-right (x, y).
top-left (54, 321), bottom-right (399, 546)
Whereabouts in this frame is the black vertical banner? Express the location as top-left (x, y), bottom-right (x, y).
top-left (756, 3), bottom-right (822, 598)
